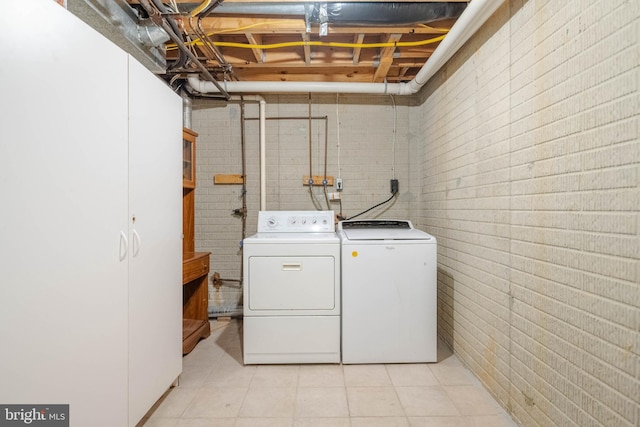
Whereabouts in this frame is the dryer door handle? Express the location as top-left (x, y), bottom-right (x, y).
top-left (282, 263), bottom-right (302, 271)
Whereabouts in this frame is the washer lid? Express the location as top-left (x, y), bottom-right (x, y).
top-left (339, 219), bottom-right (434, 241)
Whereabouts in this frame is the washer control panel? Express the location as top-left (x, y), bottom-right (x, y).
top-left (257, 211), bottom-right (335, 233)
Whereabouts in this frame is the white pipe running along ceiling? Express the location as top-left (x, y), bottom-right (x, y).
top-left (187, 0), bottom-right (506, 96)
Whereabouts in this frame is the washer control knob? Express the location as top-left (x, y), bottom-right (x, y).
top-left (267, 217), bottom-right (278, 228)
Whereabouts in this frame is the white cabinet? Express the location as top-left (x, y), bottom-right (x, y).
top-left (128, 58), bottom-right (183, 425)
top-left (0, 1), bottom-right (182, 426)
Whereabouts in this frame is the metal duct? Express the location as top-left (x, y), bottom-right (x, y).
top-left (67, 0), bottom-right (166, 72)
top-left (181, 2), bottom-right (467, 26)
top-left (309, 2), bottom-right (467, 26)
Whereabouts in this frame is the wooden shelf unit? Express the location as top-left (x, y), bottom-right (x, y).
top-left (182, 128), bottom-right (210, 354)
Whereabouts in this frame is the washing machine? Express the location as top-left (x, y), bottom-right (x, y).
top-left (338, 219), bottom-right (437, 364)
top-left (243, 211), bottom-right (340, 364)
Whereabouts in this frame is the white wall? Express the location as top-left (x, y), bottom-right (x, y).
top-left (413, 1), bottom-right (639, 426)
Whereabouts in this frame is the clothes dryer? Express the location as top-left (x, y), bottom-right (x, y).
top-left (243, 211), bottom-right (340, 364)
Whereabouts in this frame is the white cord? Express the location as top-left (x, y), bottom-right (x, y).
top-left (391, 94), bottom-right (397, 179)
top-left (336, 93), bottom-right (341, 179)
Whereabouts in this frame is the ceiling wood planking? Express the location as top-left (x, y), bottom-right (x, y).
top-left (127, 0), bottom-right (467, 83)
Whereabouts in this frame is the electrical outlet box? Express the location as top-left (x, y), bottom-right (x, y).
top-left (336, 178), bottom-right (343, 191)
top-left (329, 192), bottom-right (341, 201)
top-left (390, 179), bottom-right (399, 195)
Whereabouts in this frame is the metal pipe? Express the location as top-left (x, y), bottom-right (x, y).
top-left (239, 97), bottom-right (247, 285)
top-left (231, 95), bottom-right (267, 210)
top-left (139, 0), bottom-right (230, 99)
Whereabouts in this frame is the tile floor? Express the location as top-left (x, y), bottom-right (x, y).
top-left (140, 320), bottom-right (517, 427)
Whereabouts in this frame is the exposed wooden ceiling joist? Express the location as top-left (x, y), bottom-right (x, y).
top-left (128, 0), bottom-right (468, 84)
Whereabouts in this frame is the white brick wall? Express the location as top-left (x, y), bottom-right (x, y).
top-left (191, 94), bottom-right (413, 312)
top-left (189, 1), bottom-right (638, 425)
top-left (414, 1), bottom-right (639, 426)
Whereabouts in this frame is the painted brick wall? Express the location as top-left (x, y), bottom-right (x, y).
top-left (413, 1), bottom-right (639, 426)
top-left (191, 95), bottom-right (414, 312)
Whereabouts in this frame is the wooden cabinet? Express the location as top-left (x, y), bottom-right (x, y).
top-left (0, 3), bottom-right (182, 426)
top-left (182, 128), bottom-right (211, 354)
top-left (183, 128), bottom-right (197, 189)
top-left (183, 252), bottom-right (211, 354)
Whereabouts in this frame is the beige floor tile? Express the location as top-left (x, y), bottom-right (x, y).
top-left (343, 364), bottom-right (392, 387)
top-left (234, 418), bottom-right (293, 427)
top-left (298, 365), bottom-right (345, 387)
top-left (139, 418), bottom-right (179, 427)
top-left (295, 387), bottom-right (349, 418)
top-left (471, 414), bottom-right (518, 427)
top-left (216, 346), bottom-right (244, 366)
top-left (428, 358), bottom-right (477, 386)
top-left (350, 417), bottom-right (409, 426)
top-left (182, 386), bottom-right (247, 418)
top-left (251, 365), bottom-right (300, 388)
top-left (444, 385), bottom-right (501, 415)
top-left (293, 418), bottom-right (350, 427)
top-left (145, 322), bottom-right (516, 427)
top-left (203, 363), bottom-right (256, 388)
top-left (177, 418), bottom-right (235, 427)
top-left (148, 387), bottom-right (198, 418)
top-left (182, 344), bottom-right (226, 367)
top-left (177, 365), bottom-right (213, 389)
top-left (395, 386), bottom-right (460, 417)
top-left (407, 416), bottom-right (472, 427)
top-left (239, 387), bottom-right (297, 418)
top-left (346, 387), bottom-right (404, 417)
top-left (386, 364), bottom-right (439, 387)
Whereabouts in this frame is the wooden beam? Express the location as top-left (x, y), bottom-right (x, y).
top-left (244, 33), bottom-right (264, 63)
top-left (214, 174), bottom-right (244, 184)
top-left (301, 33), bottom-right (311, 65)
top-left (352, 33), bottom-right (365, 65)
top-left (373, 34), bottom-right (401, 83)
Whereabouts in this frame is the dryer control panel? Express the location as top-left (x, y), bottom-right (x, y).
top-left (257, 211), bottom-right (335, 233)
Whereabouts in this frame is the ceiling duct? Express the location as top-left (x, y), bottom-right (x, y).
top-left (308, 2), bottom-right (467, 26)
top-left (181, 2), bottom-right (467, 27)
top-left (67, 0), bottom-right (167, 72)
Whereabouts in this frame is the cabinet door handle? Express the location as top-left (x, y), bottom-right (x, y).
top-left (132, 229), bottom-right (141, 258)
top-left (119, 231), bottom-right (128, 261)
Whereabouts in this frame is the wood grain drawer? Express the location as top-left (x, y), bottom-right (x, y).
top-left (183, 253), bottom-right (210, 284)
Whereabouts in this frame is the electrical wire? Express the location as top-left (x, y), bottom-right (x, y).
top-left (391, 94), bottom-right (397, 179)
top-left (167, 33), bottom-right (447, 51)
top-left (346, 193), bottom-right (398, 221)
